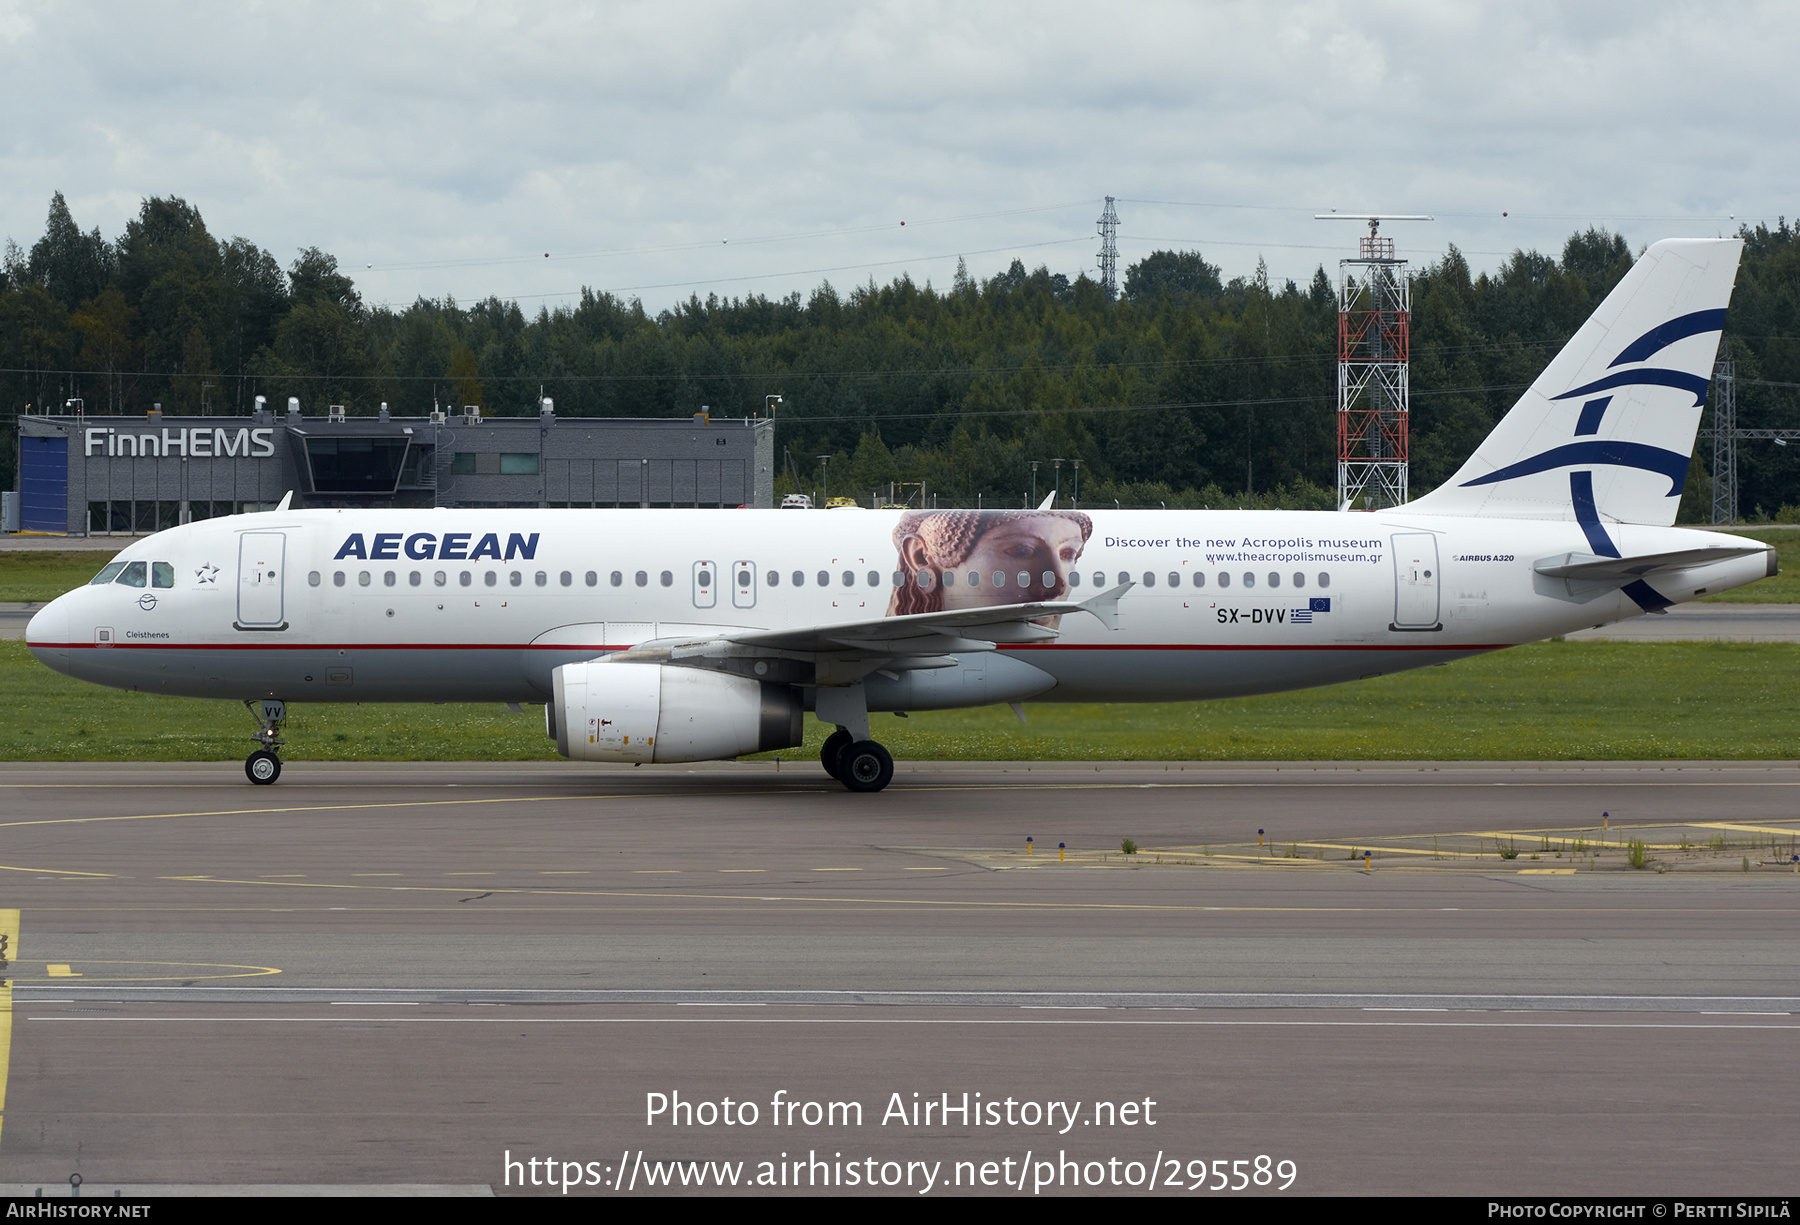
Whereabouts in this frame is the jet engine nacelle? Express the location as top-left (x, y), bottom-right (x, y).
top-left (550, 660), bottom-right (803, 763)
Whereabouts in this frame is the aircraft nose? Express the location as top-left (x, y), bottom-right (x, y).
top-left (25, 596), bottom-right (73, 673)
top-left (26, 597), bottom-right (69, 645)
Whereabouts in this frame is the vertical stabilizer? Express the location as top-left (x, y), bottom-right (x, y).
top-left (1406, 238), bottom-right (1741, 531)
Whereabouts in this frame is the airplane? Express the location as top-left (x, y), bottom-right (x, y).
top-left (25, 238), bottom-right (1774, 791)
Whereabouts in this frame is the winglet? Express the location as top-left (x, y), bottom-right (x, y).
top-left (1077, 580), bottom-right (1134, 630)
top-left (275, 490), bottom-right (294, 512)
top-left (1036, 490), bottom-right (1056, 511)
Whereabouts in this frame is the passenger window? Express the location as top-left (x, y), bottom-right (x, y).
top-left (460, 571), bottom-right (472, 587)
top-left (634, 571), bottom-right (647, 587)
top-left (993, 571), bottom-right (1006, 587)
top-left (152, 562), bottom-right (174, 588)
top-left (1293, 573), bottom-right (1305, 589)
top-left (1017, 571), bottom-right (1030, 588)
top-left (308, 571), bottom-right (321, 587)
top-left (916, 571), bottom-right (934, 589)
top-left (484, 571), bottom-right (498, 587)
top-left (535, 571), bottom-right (547, 587)
top-left (891, 572), bottom-right (903, 587)
top-left (837, 570), bottom-right (850, 587)
top-left (1092, 572), bottom-right (1105, 588)
top-left (1192, 572), bottom-right (1205, 588)
top-left (793, 571), bottom-right (805, 587)
top-left (1268, 572), bottom-right (1280, 589)
top-left (766, 570), bottom-right (780, 587)
top-left (90, 562), bottom-right (126, 585)
top-left (1218, 572), bottom-right (1231, 589)
top-left (584, 571), bottom-right (597, 587)
top-left (867, 571), bottom-right (879, 587)
top-left (1043, 571), bottom-right (1055, 588)
top-left (1068, 572), bottom-right (1080, 587)
top-left (357, 571), bottom-right (370, 586)
top-left (1242, 572), bottom-right (1256, 589)
top-left (1142, 572), bottom-right (1156, 588)
top-left (659, 571), bottom-right (673, 587)
top-left (697, 569), bottom-right (712, 586)
top-left (610, 571), bottom-right (622, 587)
top-left (968, 571), bottom-right (982, 587)
top-left (509, 571), bottom-right (523, 587)
top-left (1165, 572), bottom-right (1177, 588)
top-left (559, 572), bottom-right (571, 587)
top-left (116, 562), bottom-right (147, 588)
top-left (1117, 572), bottom-right (1129, 587)
top-left (1318, 573), bottom-right (1331, 589)
top-left (409, 571), bottom-right (422, 587)
top-left (817, 570), bottom-right (829, 587)
top-left (334, 571), bottom-right (346, 587)
top-left (434, 571), bottom-right (446, 587)
top-left (384, 571), bottom-right (396, 587)
top-left (942, 572), bottom-right (955, 588)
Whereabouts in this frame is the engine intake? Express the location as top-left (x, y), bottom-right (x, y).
top-left (550, 661), bottom-right (802, 763)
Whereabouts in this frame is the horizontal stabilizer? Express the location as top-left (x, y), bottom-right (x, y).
top-left (1532, 545), bottom-right (1768, 583)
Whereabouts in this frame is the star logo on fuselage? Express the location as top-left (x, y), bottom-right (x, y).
top-left (195, 563), bottom-right (219, 585)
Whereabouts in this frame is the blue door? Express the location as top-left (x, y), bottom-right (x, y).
top-left (20, 436), bottom-right (68, 533)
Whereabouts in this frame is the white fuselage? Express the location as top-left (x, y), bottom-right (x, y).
top-left (25, 507), bottom-right (1773, 709)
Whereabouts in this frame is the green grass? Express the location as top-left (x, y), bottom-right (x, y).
top-left (0, 551), bottom-right (120, 602)
top-left (4, 639), bottom-right (1796, 763)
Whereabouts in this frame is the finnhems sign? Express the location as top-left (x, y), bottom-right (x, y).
top-left (84, 427), bottom-right (277, 459)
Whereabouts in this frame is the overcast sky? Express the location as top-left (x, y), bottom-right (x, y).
top-left (1, 1), bottom-right (1791, 313)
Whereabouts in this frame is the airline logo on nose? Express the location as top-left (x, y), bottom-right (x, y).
top-left (334, 532), bottom-right (541, 562)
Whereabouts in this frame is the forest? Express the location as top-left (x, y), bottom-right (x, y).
top-left (5, 192), bottom-right (1800, 519)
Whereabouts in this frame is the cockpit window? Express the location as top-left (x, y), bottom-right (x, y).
top-left (90, 562), bottom-right (126, 585)
top-left (151, 562), bottom-right (174, 589)
top-left (115, 561), bottom-right (147, 588)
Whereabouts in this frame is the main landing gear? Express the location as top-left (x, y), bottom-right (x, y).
top-left (814, 682), bottom-right (895, 792)
top-left (243, 698), bottom-right (286, 785)
top-left (820, 725), bottom-right (894, 793)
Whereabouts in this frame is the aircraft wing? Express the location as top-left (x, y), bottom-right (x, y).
top-left (610, 582), bottom-right (1133, 670)
top-left (1532, 546), bottom-right (1769, 582)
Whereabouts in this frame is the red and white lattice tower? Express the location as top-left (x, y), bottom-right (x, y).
top-left (1317, 213), bottom-right (1432, 509)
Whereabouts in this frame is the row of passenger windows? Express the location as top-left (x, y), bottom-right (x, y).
top-left (305, 568), bottom-right (1335, 592)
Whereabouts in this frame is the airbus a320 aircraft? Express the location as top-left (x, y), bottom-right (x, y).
top-left (26, 239), bottom-right (1774, 791)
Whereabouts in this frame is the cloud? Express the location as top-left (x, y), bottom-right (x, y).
top-left (0, 0), bottom-right (1792, 311)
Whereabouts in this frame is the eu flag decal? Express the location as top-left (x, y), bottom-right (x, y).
top-left (1310, 598), bottom-right (1331, 613)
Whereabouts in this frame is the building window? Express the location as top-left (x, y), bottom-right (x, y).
top-left (500, 453), bottom-right (540, 475)
top-left (452, 453), bottom-right (477, 474)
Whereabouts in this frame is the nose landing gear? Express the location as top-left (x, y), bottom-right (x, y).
top-left (243, 698), bottom-right (287, 785)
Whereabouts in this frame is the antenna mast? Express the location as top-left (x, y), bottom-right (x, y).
top-left (1316, 213), bottom-right (1432, 510)
top-left (1097, 197), bottom-right (1120, 302)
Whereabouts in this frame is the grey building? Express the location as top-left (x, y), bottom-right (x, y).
top-left (13, 401), bottom-right (775, 535)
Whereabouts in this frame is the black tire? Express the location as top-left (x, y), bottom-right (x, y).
top-left (246, 750), bottom-right (281, 785)
top-left (821, 728), bottom-right (853, 778)
top-left (839, 741), bottom-right (894, 793)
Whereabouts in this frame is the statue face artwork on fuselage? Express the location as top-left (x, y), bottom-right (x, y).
top-left (887, 509), bottom-right (1093, 618)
